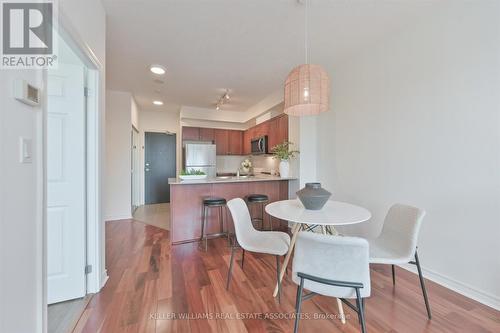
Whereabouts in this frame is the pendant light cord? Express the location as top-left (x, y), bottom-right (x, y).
top-left (305, 0), bottom-right (309, 64)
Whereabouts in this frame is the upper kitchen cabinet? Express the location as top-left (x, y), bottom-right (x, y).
top-left (182, 126), bottom-right (215, 143)
top-left (243, 127), bottom-right (254, 155)
top-left (253, 121), bottom-right (269, 138)
top-left (242, 114), bottom-right (289, 154)
top-left (182, 114), bottom-right (287, 156)
top-left (229, 130), bottom-right (243, 155)
top-left (268, 114), bottom-right (289, 150)
top-left (214, 129), bottom-right (229, 155)
top-left (215, 129), bottom-right (243, 155)
top-left (182, 126), bottom-right (200, 141)
top-left (199, 128), bottom-right (215, 142)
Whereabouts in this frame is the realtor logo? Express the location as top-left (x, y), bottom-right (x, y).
top-left (1, 0), bottom-right (57, 68)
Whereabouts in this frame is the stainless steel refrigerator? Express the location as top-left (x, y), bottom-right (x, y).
top-left (183, 143), bottom-right (217, 178)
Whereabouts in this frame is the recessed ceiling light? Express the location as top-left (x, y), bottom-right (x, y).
top-left (153, 100), bottom-right (164, 106)
top-left (150, 65), bottom-right (166, 75)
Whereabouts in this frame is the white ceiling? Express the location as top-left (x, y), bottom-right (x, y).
top-left (103, 0), bottom-right (439, 112)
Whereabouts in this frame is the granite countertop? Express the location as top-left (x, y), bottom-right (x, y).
top-left (168, 174), bottom-right (297, 185)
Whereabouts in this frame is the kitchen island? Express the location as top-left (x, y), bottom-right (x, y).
top-left (168, 175), bottom-right (295, 244)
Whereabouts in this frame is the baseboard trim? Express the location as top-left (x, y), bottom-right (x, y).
top-left (105, 214), bottom-right (132, 221)
top-left (100, 269), bottom-right (109, 289)
top-left (400, 263), bottom-right (500, 311)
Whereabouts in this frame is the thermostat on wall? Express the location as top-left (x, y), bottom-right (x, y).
top-left (13, 79), bottom-right (40, 107)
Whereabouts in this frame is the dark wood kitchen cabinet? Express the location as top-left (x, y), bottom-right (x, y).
top-left (228, 130), bottom-right (243, 155)
top-left (182, 126), bottom-right (215, 142)
top-left (215, 129), bottom-right (243, 155)
top-left (182, 126), bottom-right (200, 141)
top-left (214, 129), bottom-right (229, 155)
top-left (199, 128), bottom-right (215, 142)
top-left (242, 114), bottom-right (289, 154)
top-left (268, 114), bottom-right (289, 150)
top-left (182, 114), bottom-right (287, 155)
top-left (253, 121), bottom-right (269, 138)
top-left (243, 127), bottom-right (254, 155)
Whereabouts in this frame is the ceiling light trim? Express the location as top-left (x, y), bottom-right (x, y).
top-left (150, 65), bottom-right (166, 75)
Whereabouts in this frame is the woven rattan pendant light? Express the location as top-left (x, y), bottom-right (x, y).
top-left (284, 0), bottom-right (330, 116)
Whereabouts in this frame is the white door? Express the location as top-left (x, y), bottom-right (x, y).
top-left (47, 63), bottom-right (86, 304)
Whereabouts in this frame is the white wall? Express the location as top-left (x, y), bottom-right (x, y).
top-left (138, 108), bottom-right (181, 204)
top-left (131, 97), bottom-right (139, 129)
top-left (0, 70), bottom-right (44, 333)
top-left (0, 0), bottom-right (106, 332)
top-left (317, 1), bottom-right (500, 309)
top-left (105, 91), bottom-right (133, 220)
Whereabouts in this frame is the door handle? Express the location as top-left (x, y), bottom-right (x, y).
top-left (145, 163), bottom-right (150, 166)
top-left (145, 168), bottom-right (150, 172)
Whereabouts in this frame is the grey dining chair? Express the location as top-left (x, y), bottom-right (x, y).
top-left (225, 198), bottom-right (290, 303)
top-left (292, 232), bottom-right (371, 333)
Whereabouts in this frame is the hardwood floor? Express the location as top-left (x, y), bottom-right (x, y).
top-left (48, 296), bottom-right (91, 333)
top-left (74, 219), bottom-right (500, 332)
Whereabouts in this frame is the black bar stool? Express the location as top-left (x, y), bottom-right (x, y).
top-left (201, 197), bottom-right (229, 251)
top-left (245, 194), bottom-right (272, 230)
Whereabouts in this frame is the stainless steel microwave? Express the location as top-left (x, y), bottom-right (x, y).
top-left (251, 136), bottom-right (268, 154)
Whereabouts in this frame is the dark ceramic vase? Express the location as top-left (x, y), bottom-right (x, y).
top-left (296, 183), bottom-right (331, 210)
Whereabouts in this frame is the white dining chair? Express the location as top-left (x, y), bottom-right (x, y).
top-left (226, 198), bottom-right (290, 303)
top-left (292, 232), bottom-right (370, 333)
top-left (368, 203), bottom-right (431, 319)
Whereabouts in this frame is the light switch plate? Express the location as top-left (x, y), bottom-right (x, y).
top-left (20, 137), bottom-right (33, 163)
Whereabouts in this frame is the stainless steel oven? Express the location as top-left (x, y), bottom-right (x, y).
top-left (251, 135), bottom-right (268, 155)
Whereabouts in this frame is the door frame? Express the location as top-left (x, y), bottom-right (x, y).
top-left (140, 129), bottom-right (179, 205)
top-left (41, 13), bottom-right (106, 331)
top-left (131, 125), bottom-right (140, 212)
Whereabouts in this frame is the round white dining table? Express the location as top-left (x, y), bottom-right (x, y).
top-left (265, 199), bottom-right (371, 324)
top-left (266, 199), bottom-right (371, 226)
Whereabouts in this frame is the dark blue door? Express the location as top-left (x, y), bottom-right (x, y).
top-left (145, 132), bottom-right (176, 204)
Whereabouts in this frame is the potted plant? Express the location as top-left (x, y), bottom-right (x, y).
top-left (270, 141), bottom-right (299, 178)
top-left (240, 158), bottom-right (252, 174)
top-left (179, 169), bottom-right (207, 180)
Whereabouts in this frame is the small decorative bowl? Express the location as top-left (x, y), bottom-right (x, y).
top-left (296, 182), bottom-right (332, 210)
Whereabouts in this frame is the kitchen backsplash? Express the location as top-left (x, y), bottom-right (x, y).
top-left (216, 155), bottom-right (279, 175)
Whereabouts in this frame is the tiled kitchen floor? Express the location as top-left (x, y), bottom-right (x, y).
top-left (133, 203), bottom-right (170, 230)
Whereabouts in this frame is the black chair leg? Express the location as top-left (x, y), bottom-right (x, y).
top-left (392, 265), bottom-right (396, 285)
top-left (294, 278), bottom-right (305, 333)
top-left (223, 206), bottom-right (231, 247)
top-left (201, 206), bottom-right (208, 251)
top-left (226, 246), bottom-right (236, 290)
top-left (415, 250), bottom-right (432, 319)
top-left (241, 249), bottom-right (245, 269)
top-left (355, 288), bottom-right (367, 333)
top-left (276, 255), bottom-right (281, 303)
